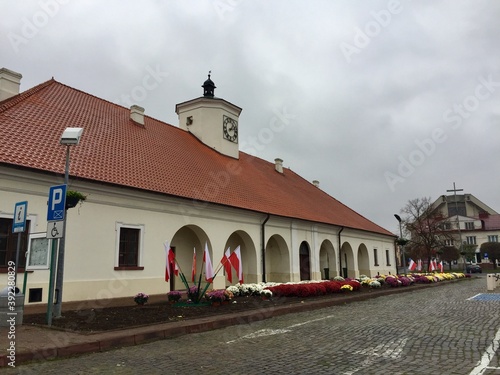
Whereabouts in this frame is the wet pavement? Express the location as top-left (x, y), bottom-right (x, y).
top-left (2, 276), bottom-right (499, 374)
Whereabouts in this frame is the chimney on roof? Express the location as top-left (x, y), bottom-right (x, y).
top-left (0, 68), bottom-right (22, 101)
top-left (130, 105), bottom-right (145, 125)
top-left (312, 180), bottom-right (320, 187)
top-left (275, 158), bottom-right (283, 173)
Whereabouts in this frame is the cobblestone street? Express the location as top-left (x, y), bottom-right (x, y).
top-left (6, 277), bottom-right (500, 375)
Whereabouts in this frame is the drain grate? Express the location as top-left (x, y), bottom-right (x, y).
top-left (468, 293), bottom-right (500, 301)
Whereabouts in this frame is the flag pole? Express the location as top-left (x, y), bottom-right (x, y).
top-left (190, 248), bottom-right (196, 283)
top-left (200, 262), bottom-right (226, 298)
top-left (195, 253), bottom-right (205, 303)
top-left (213, 256), bottom-right (230, 276)
top-left (172, 258), bottom-right (190, 290)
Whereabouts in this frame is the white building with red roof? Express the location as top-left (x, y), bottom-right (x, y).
top-left (431, 193), bottom-right (500, 264)
top-left (0, 67), bottom-right (396, 306)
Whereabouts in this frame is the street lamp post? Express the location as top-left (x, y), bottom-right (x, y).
top-left (53, 127), bottom-right (83, 319)
top-left (394, 214), bottom-right (406, 276)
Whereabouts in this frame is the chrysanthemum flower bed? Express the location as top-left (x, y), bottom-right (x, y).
top-left (23, 272), bottom-right (469, 332)
top-left (372, 272), bottom-right (466, 287)
top-left (223, 272), bottom-right (466, 300)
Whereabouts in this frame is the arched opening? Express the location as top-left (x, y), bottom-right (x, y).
top-left (319, 240), bottom-right (336, 279)
top-left (223, 230), bottom-right (257, 284)
top-left (299, 241), bottom-right (311, 281)
top-left (170, 225), bottom-right (210, 291)
top-left (265, 234), bottom-right (290, 282)
top-left (340, 242), bottom-right (354, 278)
top-left (357, 243), bottom-right (370, 277)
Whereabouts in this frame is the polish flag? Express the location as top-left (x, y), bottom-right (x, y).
top-left (438, 260), bottom-right (444, 273)
top-left (229, 245), bottom-right (244, 284)
top-left (164, 242), bottom-right (175, 282)
top-left (191, 248), bottom-right (196, 282)
top-left (417, 259), bottom-right (422, 271)
top-left (408, 258), bottom-right (417, 271)
top-left (203, 243), bottom-right (214, 282)
top-left (429, 259), bottom-right (436, 271)
top-left (221, 247), bottom-right (232, 283)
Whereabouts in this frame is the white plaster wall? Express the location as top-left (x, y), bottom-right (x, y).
top-left (176, 98), bottom-right (240, 159)
top-left (1, 166), bottom-right (397, 306)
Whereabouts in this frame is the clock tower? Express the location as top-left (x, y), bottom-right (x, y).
top-left (176, 73), bottom-right (242, 159)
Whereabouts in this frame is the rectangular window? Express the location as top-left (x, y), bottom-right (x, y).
top-left (385, 250), bottom-right (391, 266)
top-left (488, 235), bottom-right (499, 242)
top-left (115, 223), bottom-right (144, 270)
top-left (465, 222), bottom-right (474, 230)
top-left (373, 248), bottom-right (379, 266)
top-left (0, 217), bottom-right (30, 271)
top-left (466, 236), bottom-right (476, 245)
top-left (443, 222), bottom-right (451, 230)
top-left (444, 239), bottom-right (454, 246)
top-left (448, 202), bottom-right (466, 217)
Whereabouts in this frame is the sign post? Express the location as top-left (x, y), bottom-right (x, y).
top-left (46, 184), bottom-right (66, 326)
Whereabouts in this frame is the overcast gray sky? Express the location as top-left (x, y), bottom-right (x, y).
top-left (2, 0), bottom-right (499, 234)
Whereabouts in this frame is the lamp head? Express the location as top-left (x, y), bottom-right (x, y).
top-left (60, 127), bottom-right (83, 145)
top-left (394, 214), bottom-right (402, 222)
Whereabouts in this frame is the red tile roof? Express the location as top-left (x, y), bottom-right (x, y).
top-left (0, 79), bottom-right (393, 236)
top-left (483, 215), bottom-right (500, 230)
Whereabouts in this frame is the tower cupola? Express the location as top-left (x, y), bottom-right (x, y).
top-left (202, 72), bottom-right (216, 98)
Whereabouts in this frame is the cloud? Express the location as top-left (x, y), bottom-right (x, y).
top-left (2, 0), bottom-right (500, 232)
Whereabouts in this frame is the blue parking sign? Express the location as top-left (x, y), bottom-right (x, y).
top-left (47, 184), bottom-right (67, 221)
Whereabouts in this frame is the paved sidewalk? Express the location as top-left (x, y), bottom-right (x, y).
top-left (0, 278), bottom-right (484, 368)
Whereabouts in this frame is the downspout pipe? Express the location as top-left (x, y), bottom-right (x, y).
top-left (261, 214), bottom-right (270, 282)
top-left (338, 226), bottom-right (344, 278)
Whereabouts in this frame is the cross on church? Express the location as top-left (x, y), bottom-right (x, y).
top-left (446, 182), bottom-right (463, 196)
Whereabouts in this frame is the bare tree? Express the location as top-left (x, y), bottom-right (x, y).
top-left (461, 244), bottom-right (477, 263)
top-left (480, 242), bottom-right (500, 269)
top-left (441, 246), bottom-right (460, 271)
top-left (399, 197), bottom-right (456, 269)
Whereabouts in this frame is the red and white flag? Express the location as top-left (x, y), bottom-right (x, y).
top-left (164, 242), bottom-right (175, 282)
top-left (221, 247), bottom-right (232, 283)
top-left (417, 259), bottom-right (422, 271)
top-left (408, 258), bottom-right (417, 271)
top-left (438, 260), bottom-right (444, 273)
top-left (429, 259), bottom-right (436, 271)
top-left (191, 248), bottom-right (196, 282)
top-left (203, 242), bottom-right (214, 282)
top-left (229, 245), bottom-right (243, 284)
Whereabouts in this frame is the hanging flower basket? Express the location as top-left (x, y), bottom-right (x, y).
top-left (66, 190), bottom-right (87, 209)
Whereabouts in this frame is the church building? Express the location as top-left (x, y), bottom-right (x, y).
top-left (0, 67), bottom-right (396, 306)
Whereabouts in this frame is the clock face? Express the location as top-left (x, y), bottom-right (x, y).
top-left (223, 115), bottom-right (238, 143)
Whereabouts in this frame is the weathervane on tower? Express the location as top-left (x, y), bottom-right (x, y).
top-left (202, 70), bottom-right (216, 97)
